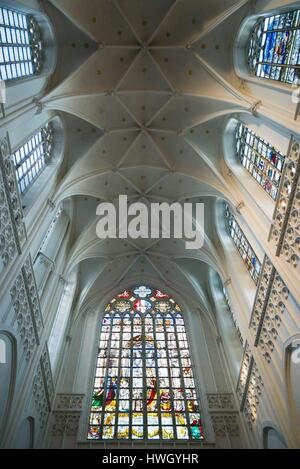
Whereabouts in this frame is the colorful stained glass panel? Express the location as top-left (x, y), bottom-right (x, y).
top-left (87, 286), bottom-right (204, 441)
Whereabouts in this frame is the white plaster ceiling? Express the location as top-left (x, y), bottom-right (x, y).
top-left (44, 0), bottom-right (253, 313)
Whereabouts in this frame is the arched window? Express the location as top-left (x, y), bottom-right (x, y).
top-left (225, 205), bottom-right (261, 284)
top-left (0, 6), bottom-right (42, 81)
top-left (13, 123), bottom-right (53, 195)
top-left (236, 123), bottom-right (285, 200)
top-left (248, 9), bottom-right (300, 84)
top-left (88, 286), bottom-right (204, 441)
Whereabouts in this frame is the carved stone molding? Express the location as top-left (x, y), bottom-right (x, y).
top-left (207, 393), bottom-right (235, 411)
top-left (40, 344), bottom-right (54, 407)
top-left (55, 394), bottom-right (84, 411)
top-left (0, 134), bottom-right (26, 269)
top-left (237, 343), bottom-right (253, 405)
top-left (52, 413), bottom-right (82, 437)
top-left (270, 138), bottom-right (300, 267)
top-left (32, 364), bottom-right (50, 430)
top-left (10, 256), bottom-right (43, 361)
top-left (52, 394), bottom-right (84, 437)
top-left (32, 344), bottom-right (54, 430)
top-left (207, 394), bottom-right (240, 440)
top-left (237, 343), bottom-right (264, 429)
top-left (210, 414), bottom-right (240, 438)
top-left (243, 362), bottom-right (263, 429)
top-left (250, 256), bottom-right (289, 363)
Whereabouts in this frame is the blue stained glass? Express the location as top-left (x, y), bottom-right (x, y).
top-left (236, 123), bottom-right (286, 200)
top-left (248, 9), bottom-right (300, 83)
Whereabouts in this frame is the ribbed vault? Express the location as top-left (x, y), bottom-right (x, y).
top-left (44, 0), bottom-right (257, 316)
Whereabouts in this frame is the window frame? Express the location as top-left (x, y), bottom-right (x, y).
top-left (12, 122), bottom-right (53, 196)
top-left (248, 9), bottom-right (300, 84)
top-left (87, 286), bottom-right (205, 442)
top-left (0, 5), bottom-right (43, 82)
top-left (225, 205), bottom-right (262, 285)
top-left (236, 122), bottom-right (286, 201)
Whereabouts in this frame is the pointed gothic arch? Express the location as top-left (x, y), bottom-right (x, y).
top-left (87, 285), bottom-right (204, 442)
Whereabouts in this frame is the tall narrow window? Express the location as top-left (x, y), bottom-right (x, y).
top-left (225, 205), bottom-right (262, 284)
top-left (38, 207), bottom-right (62, 254)
top-left (88, 286), bottom-right (204, 441)
top-left (223, 287), bottom-right (244, 347)
top-left (13, 123), bottom-right (53, 195)
top-left (248, 9), bottom-right (300, 84)
top-left (0, 6), bottom-right (42, 81)
top-left (236, 123), bottom-right (285, 200)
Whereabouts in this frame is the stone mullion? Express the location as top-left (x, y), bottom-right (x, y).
top-left (128, 315), bottom-right (134, 440)
top-left (141, 314), bottom-right (147, 441)
top-left (113, 314), bottom-right (123, 439)
top-left (151, 314), bottom-right (162, 440)
top-left (174, 316), bottom-right (192, 440)
top-left (162, 314), bottom-right (176, 440)
top-left (100, 316), bottom-right (113, 439)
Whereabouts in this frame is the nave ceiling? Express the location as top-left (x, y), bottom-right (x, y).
top-left (41, 0), bottom-right (261, 317)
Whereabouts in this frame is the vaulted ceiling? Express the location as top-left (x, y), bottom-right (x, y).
top-left (43, 0), bottom-right (253, 315)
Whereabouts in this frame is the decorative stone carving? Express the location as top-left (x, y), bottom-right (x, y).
top-left (55, 394), bottom-right (84, 411)
top-left (210, 414), bottom-right (240, 438)
top-left (32, 364), bottom-right (49, 430)
top-left (237, 343), bottom-right (253, 404)
top-left (270, 138), bottom-right (300, 267)
top-left (243, 362), bottom-right (264, 428)
top-left (207, 393), bottom-right (235, 411)
top-left (0, 134), bottom-right (26, 269)
top-left (237, 343), bottom-right (264, 429)
top-left (32, 344), bottom-right (54, 430)
top-left (250, 256), bottom-right (289, 363)
top-left (52, 413), bottom-right (82, 437)
top-left (23, 256), bottom-right (44, 337)
top-left (207, 393), bottom-right (240, 439)
top-left (40, 344), bottom-right (54, 407)
top-left (52, 394), bottom-right (84, 437)
top-left (10, 256), bottom-right (43, 361)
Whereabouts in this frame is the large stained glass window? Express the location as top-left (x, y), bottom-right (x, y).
top-left (248, 9), bottom-right (300, 84)
top-left (225, 205), bottom-right (262, 284)
top-left (13, 123), bottom-right (53, 195)
top-left (88, 286), bottom-right (204, 442)
top-left (0, 6), bottom-right (43, 81)
top-left (236, 123), bottom-right (285, 200)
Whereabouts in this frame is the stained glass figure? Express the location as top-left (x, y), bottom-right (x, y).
top-left (248, 9), bottom-right (300, 83)
top-left (225, 205), bottom-right (262, 284)
top-left (88, 286), bottom-right (204, 441)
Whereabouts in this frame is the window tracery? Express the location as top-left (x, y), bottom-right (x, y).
top-left (88, 286), bottom-right (204, 441)
top-left (225, 205), bottom-right (262, 284)
top-left (248, 9), bottom-right (300, 84)
top-left (0, 6), bottom-right (42, 81)
top-left (236, 123), bottom-right (285, 200)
